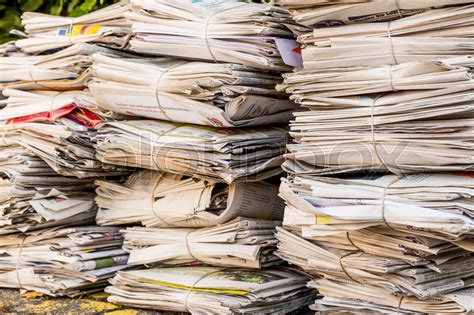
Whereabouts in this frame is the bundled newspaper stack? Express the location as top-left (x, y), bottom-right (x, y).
top-left (90, 0), bottom-right (316, 312)
top-left (0, 92), bottom-right (130, 295)
top-left (126, 0), bottom-right (297, 70)
top-left (0, 43), bottom-right (136, 91)
top-left (275, 1), bottom-right (474, 314)
top-left (0, 12), bottom-right (134, 296)
top-left (106, 266), bottom-right (315, 314)
top-left (0, 145), bottom-right (97, 234)
top-left (88, 53), bottom-right (297, 127)
top-left (0, 226), bottom-right (128, 296)
top-left (14, 1), bottom-right (131, 53)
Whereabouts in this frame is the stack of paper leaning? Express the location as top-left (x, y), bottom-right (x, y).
top-left (0, 21), bottom-right (132, 296)
top-left (275, 1), bottom-right (473, 314)
top-left (97, 0), bottom-right (315, 313)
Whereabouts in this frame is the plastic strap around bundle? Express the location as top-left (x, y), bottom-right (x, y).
top-left (184, 231), bottom-right (200, 262)
top-left (379, 176), bottom-right (402, 230)
top-left (15, 236), bottom-right (27, 290)
top-left (183, 268), bottom-right (227, 312)
top-left (370, 92), bottom-right (404, 175)
top-left (338, 251), bottom-right (362, 284)
top-left (26, 62), bottom-right (48, 89)
top-left (394, 0), bottom-right (403, 19)
top-left (152, 63), bottom-right (187, 121)
top-left (345, 232), bottom-right (362, 251)
top-left (149, 172), bottom-right (177, 228)
top-left (202, 3), bottom-right (246, 63)
top-left (396, 296), bottom-right (405, 314)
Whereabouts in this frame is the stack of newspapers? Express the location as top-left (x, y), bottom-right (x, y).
top-left (0, 226), bottom-right (128, 296)
top-left (0, 5), bottom-right (136, 297)
top-left (93, 1), bottom-right (316, 312)
top-left (275, 1), bottom-right (474, 314)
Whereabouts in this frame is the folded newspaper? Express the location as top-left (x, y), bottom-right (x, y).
top-left (106, 266), bottom-right (316, 313)
top-left (88, 53), bottom-right (297, 127)
top-left (275, 2), bottom-right (474, 314)
top-left (0, 88), bottom-right (122, 124)
top-left (279, 60), bottom-right (474, 175)
top-left (276, 0), bottom-right (474, 27)
top-left (294, 3), bottom-right (474, 69)
top-left (95, 120), bottom-right (287, 183)
top-left (0, 145), bottom-right (97, 234)
top-left (0, 122), bottom-right (128, 178)
top-left (95, 169), bottom-right (284, 227)
top-left (0, 43), bottom-right (136, 91)
top-left (126, 0), bottom-right (296, 70)
top-left (309, 278), bottom-right (473, 314)
top-left (15, 1), bottom-right (131, 53)
top-left (122, 217), bottom-right (281, 268)
top-left (276, 227), bottom-right (473, 301)
top-left (0, 226), bottom-right (129, 296)
top-left (279, 175), bottom-right (473, 241)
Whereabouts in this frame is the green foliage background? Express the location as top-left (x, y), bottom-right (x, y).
top-left (0, 0), bottom-right (118, 43)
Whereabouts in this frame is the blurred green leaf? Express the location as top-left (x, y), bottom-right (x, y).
top-left (67, 0), bottom-right (81, 13)
top-left (20, 0), bottom-right (44, 12)
top-left (79, 0), bottom-right (97, 12)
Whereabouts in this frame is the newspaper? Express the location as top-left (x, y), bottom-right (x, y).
top-left (0, 145), bottom-right (98, 234)
top-left (95, 169), bottom-right (284, 227)
top-left (106, 266), bottom-right (315, 313)
top-left (0, 89), bottom-right (119, 124)
top-left (88, 53), bottom-right (297, 127)
top-left (297, 4), bottom-right (474, 46)
top-left (309, 278), bottom-right (473, 314)
top-left (292, 3), bottom-right (474, 69)
top-left (14, 1), bottom-right (131, 53)
top-left (0, 226), bottom-right (129, 296)
top-left (278, 59), bottom-right (474, 175)
top-left (95, 120), bottom-right (287, 183)
top-left (275, 0), bottom-right (474, 27)
top-left (273, 2), bottom-right (474, 313)
top-left (126, 0), bottom-right (296, 70)
top-left (276, 227), bottom-right (474, 300)
top-left (122, 217), bottom-right (281, 268)
top-left (0, 122), bottom-right (128, 178)
top-left (279, 176), bottom-right (473, 241)
top-left (0, 43), bottom-right (137, 91)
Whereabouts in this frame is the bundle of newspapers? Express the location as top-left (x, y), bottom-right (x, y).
top-left (0, 94), bottom-right (128, 178)
top-left (0, 26), bottom-right (133, 298)
top-left (95, 120), bottom-right (287, 183)
top-left (106, 266), bottom-right (315, 314)
top-left (122, 217), bottom-right (281, 268)
top-left (279, 58), bottom-right (474, 175)
top-left (274, 1), bottom-right (474, 314)
top-left (0, 145), bottom-right (97, 234)
top-left (0, 43), bottom-right (135, 91)
top-left (89, 53), bottom-right (296, 127)
top-left (15, 1), bottom-right (131, 53)
top-left (0, 226), bottom-right (128, 296)
top-left (126, 0), bottom-right (296, 70)
top-left (95, 170), bottom-right (284, 227)
top-left (275, 0), bottom-right (474, 27)
top-left (96, 170), bottom-right (284, 269)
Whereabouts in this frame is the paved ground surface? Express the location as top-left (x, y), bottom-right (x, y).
top-left (0, 289), bottom-right (162, 314)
